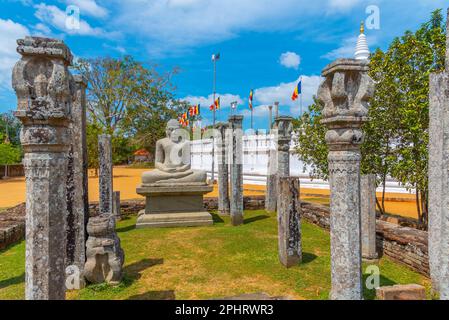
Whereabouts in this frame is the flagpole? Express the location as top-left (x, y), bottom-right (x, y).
top-left (251, 108), bottom-right (254, 130)
top-left (300, 76), bottom-right (303, 116)
top-left (211, 56), bottom-right (217, 184)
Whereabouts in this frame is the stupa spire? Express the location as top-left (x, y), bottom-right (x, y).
top-left (355, 21), bottom-right (370, 61)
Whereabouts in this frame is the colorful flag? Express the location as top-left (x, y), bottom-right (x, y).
top-left (195, 104), bottom-right (200, 116)
top-left (249, 89), bottom-right (254, 110)
top-left (212, 53), bottom-right (221, 61)
top-left (291, 80), bottom-right (302, 101)
top-left (214, 97), bottom-right (220, 110)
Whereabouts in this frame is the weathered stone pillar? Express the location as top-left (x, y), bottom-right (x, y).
top-left (112, 191), bottom-right (121, 220)
top-left (66, 75), bottom-right (88, 274)
top-left (278, 177), bottom-right (302, 268)
top-left (99, 134), bottom-right (113, 215)
top-left (265, 142), bottom-right (277, 212)
top-left (361, 174), bottom-right (378, 261)
top-left (216, 122), bottom-right (230, 215)
top-left (429, 8), bottom-right (449, 299)
top-left (12, 37), bottom-right (74, 300)
top-left (318, 59), bottom-right (374, 300)
top-left (229, 115), bottom-right (244, 226)
top-left (274, 116), bottom-right (293, 179)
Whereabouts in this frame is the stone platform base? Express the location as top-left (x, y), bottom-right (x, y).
top-left (136, 184), bottom-right (214, 229)
top-left (136, 210), bottom-right (213, 228)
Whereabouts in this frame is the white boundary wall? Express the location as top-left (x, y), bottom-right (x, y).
top-left (191, 133), bottom-right (413, 194)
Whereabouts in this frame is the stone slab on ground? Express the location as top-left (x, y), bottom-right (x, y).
top-left (376, 284), bottom-right (426, 300)
top-left (136, 210), bottom-right (213, 228)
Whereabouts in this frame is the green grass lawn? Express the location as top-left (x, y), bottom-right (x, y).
top-left (0, 210), bottom-right (430, 300)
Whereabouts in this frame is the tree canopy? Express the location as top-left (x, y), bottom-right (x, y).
top-left (294, 9), bottom-right (446, 228)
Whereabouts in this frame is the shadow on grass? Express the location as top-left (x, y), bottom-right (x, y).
top-left (302, 252), bottom-right (318, 264)
top-left (0, 273), bottom-right (24, 289)
top-left (362, 273), bottom-right (397, 300)
top-left (127, 290), bottom-right (176, 300)
top-left (211, 213), bottom-right (224, 223)
top-left (124, 258), bottom-right (164, 285)
top-left (116, 224), bottom-right (136, 233)
top-left (244, 215), bottom-right (270, 225)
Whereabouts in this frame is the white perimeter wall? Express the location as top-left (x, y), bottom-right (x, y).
top-left (191, 133), bottom-right (413, 194)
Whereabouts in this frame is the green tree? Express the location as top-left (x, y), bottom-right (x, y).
top-left (293, 97), bottom-right (328, 180)
top-left (294, 9), bottom-right (446, 228)
top-left (74, 56), bottom-right (181, 164)
top-left (0, 143), bottom-right (21, 165)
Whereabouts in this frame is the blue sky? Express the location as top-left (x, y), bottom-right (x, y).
top-left (0, 0), bottom-right (447, 130)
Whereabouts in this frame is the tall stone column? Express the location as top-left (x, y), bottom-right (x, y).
top-left (265, 140), bottom-right (277, 212)
top-left (361, 174), bottom-right (378, 261)
top-left (318, 59), bottom-right (374, 300)
top-left (274, 116), bottom-right (293, 179)
top-left (12, 37), bottom-right (74, 300)
top-left (278, 177), bottom-right (302, 268)
top-left (229, 115), bottom-right (244, 226)
top-left (99, 134), bottom-right (113, 215)
top-left (215, 122), bottom-right (230, 215)
top-left (429, 8), bottom-right (449, 299)
top-left (66, 75), bottom-right (88, 273)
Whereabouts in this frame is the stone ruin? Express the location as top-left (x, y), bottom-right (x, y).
top-left (12, 36), bottom-right (124, 299)
top-left (84, 214), bottom-right (124, 285)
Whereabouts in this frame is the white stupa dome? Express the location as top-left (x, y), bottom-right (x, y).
top-left (355, 22), bottom-right (370, 60)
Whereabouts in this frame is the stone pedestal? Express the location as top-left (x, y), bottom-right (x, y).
top-left (361, 175), bottom-right (378, 261)
top-left (216, 122), bottom-right (230, 215)
top-left (136, 184), bottom-right (213, 228)
top-left (99, 134), bottom-right (113, 215)
top-left (376, 284), bottom-right (426, 300)
top-left (229, 115), bottom-right (244, 226)
top-left (66, 75), bottom-right (88, 274)
top-left (278, 178), bottom-right (302, 268)
top-left (318, 59), bottom-right (374, 300)
top-left (12, 36), bottom-right (74, 300)
top-left (429, 9), bottom-right (449, 299)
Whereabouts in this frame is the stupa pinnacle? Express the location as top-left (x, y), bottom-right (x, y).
top-left (355, 21), bottom-right (370, 60)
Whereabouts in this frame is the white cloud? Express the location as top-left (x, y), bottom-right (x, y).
top-left (63, 0), bottom-right (108, 18)
top-left (0, 19), bottom-right (29, 92)
top-left (328, 0), bottom-right (361, 11)
top-left (253, 75), bottom-right (322, 116)
top-left (110, 0), bottom-right (326, 53)
top-left (34, 3), bottom-right (108, 37)
top-left (279, 51), bottom-right (301, 70)
top-left (183, 93), bottom-right (244, 109)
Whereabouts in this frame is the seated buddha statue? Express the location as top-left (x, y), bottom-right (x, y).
top-left (141, 119), bottom-right (207, 186)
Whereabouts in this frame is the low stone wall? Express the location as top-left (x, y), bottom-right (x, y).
top-left (301, 201), bottom-right (429, 277)
top-left (0, 164), bottom-right (25, 179)
top-left (0, 203), bottom-right (26, 250)
top-left (0, 197), bottom-right (430, 277)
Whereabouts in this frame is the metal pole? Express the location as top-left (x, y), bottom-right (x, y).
top-left (211, 59), bottom-right (216, 183)
top-left (251, 108), bottom-right (254, 130)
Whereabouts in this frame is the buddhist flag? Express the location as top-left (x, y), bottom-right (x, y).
top-left (195, 104), bottom-right (200, 116)
top-left (214, 97), bottom-right (220, 110)
top-left (291, 80), bottom-right (302, 101)
top-left (249, 89), bottom-right (254, 110)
